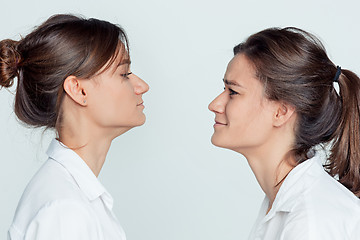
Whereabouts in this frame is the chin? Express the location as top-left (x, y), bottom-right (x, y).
top-left (135, 115), bottom-right (146, 126)
top-left (119, 114), bottom-right (146, 128)
top-left (211, 135), bottom-right (225, 148)
top-left (211, 135), bottom-right (239, 151)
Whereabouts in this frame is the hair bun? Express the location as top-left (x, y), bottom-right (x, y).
top-left (0, 39), bottom-right (21, 88)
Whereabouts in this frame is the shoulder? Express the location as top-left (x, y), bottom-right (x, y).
top-left (280, 176), bottom-right (360, 239)
top-left (17, 158), bottom-right (86, 207)
top-left (305, 167), bottom-right (360, 217)
top-left (30, 199), bottom-right (98, 224)
top-left (280, 210), bottom-right (360, 240)
top-left (10, 159), bottom-right (90, 237)
top-left (9, 199), bottom-right (101, 240)
top-left (290, 158), bottom-right (360, 217)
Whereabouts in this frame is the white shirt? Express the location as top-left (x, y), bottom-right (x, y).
top-left (8, 139), bottom-right (127, 240)
top-left (248, 153), bottom-right (360, 240)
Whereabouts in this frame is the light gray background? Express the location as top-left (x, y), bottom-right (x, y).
top-left (1, 0), bottom-right (359, 239)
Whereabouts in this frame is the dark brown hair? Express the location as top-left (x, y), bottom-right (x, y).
top-left (0, 14), bottom-right (129, 130)
top-left (234, 27), bottom-right (360, 197)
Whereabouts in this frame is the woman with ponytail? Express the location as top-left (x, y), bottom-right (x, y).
top-left (1, 14), bottom-right (149, 240)
top-left (209, 27), bottom-right (360, 239)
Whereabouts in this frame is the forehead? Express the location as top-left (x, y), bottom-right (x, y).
top-left (225, 54), bottom-right (266, 94)
top-left (113, 42), bottom-right (130, 66)
top-left (226, 54), bottom-right (256, 80)
top-left (94, 43), bottom-right (130, 78)
top-left (103, 43), bottom-right (130, 74)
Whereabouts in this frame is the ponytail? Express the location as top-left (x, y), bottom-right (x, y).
top-left (0, 39), bottom-right (20, 88)
top-left (234, 27), bottom-right (360, 197)
top-left (326, 69), bottom-right (360, 197)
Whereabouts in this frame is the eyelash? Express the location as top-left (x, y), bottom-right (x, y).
top-left (224, 87), bottom-right (239, 96)
top-left (121, 72), bottom-right (132, 78)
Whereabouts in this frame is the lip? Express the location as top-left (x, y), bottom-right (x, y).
top-left (137, 102), bottom-right (144, 107)
top-left (214, 120), bottom-right (227, 127)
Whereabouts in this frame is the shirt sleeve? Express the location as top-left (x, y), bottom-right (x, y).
top-left (24, 200), bottom-right (101, 240)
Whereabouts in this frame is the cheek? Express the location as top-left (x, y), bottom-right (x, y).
top-left (218, 100), bottom-right (273, 147)
top-left (107, 86), bottom-right (136, 117)
top-left (227, 103), bottom-right (256, 135)
top-left (107, 84), bottom-right (146, 126)
top-left (226, 99), bottom-right (257, 125)
top-left (89, 84), bottom-right (137, 125)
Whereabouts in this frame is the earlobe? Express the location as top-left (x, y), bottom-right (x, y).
top-left (63, 76), bottom-right (87, 106)
top-left (273, 103), bottom-right (296, 127)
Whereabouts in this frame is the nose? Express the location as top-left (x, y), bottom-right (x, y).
top-left (208, 91), bottom-right (227, 114)
top-left (132, 74), bottom-right (149, 95)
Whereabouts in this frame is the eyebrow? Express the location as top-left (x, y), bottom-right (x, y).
top-left (117, 58), bottom-right (131, 67)
top-left (110, 58), bottom-right (131, 75)
top-left (223, 79), bottom-right (245, 88)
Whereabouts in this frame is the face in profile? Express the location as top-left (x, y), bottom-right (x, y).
top-left (84, 46), bottom-right (149, 136)
top-left (208, 54), bottom-right (278, 155)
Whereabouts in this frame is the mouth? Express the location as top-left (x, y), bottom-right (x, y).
top-left (214, 120), bottom-right (227, 126)
top-left (137, 101), bottom-right (144, 107)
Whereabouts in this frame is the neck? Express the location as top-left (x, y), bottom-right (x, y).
top-left (236, 130), bottom-right (295, 213)
top-left (59, 130), bottom-right (112, 177)
top-left (58, 98), bottom-right (129, 177)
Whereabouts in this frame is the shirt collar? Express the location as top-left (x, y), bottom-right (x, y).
top-left (264, 152), bottom-right (324, 221)
top-left (46, 139), bottom-right (114, 209)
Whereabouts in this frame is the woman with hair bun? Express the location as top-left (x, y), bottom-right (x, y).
top-left (209, 27), bottom-right (360, 239)
top-left (1, 14), bottom-right (149, 240)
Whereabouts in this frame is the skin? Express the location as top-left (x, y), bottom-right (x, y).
top-left (59, 46), bottom-right (149, 177)
top-left (208, 54), bottom-right (297, 213)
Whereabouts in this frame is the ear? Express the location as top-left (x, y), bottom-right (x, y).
top-left (273, 102), bottom-right (296, 127)
top-left (63, 76), bottom-right (87, 106)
